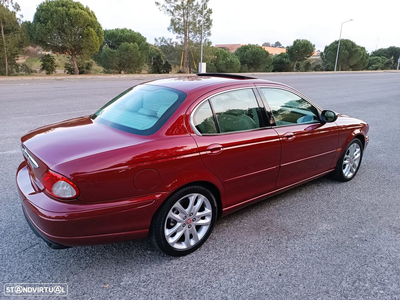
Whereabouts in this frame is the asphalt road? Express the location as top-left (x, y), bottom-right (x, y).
top-left (1, 72), bottom-right (399, 299)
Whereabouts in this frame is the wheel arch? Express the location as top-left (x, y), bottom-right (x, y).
top-left (180, 181), bottom-right (223, 218)
top-left (331, 135), bottom-right (364, 182)
top-left (341, 129), bottom-right (365, 153)
top-left (150, 180), bottom-right (223, 232)
top-left (354, 134), bottom-right (365, 147)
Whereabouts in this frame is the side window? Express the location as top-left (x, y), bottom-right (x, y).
top-left (209, 89), bottom-right (262, 133)
top-left (261, 88), bottom-right (319, 126)
top-left (193, 101), bottom-right (217, 134)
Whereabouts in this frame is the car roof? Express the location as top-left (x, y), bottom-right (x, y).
top-left (145, 74), bottom-right (281, 93)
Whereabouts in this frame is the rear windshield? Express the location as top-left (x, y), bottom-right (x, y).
top-left (92, 84), bottom-right (186, 135)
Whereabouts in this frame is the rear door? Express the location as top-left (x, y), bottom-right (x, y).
top-left (189, 87), bottom-right (281, 208)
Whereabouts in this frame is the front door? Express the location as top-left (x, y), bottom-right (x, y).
top-left (259, 87), bottom-right (339, 189)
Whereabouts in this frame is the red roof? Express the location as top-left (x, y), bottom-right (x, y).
top-left (215, 44), bottom-right (286, 55)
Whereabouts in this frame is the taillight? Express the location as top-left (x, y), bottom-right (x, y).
top-left (41, 170), bottom-right (79, 200)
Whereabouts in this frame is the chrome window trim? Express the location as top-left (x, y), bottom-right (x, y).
top-left (21, 144), bottom-right (39, 169)
top-left (257, 85), bottom-right (323, 113)
top-left (189, 87), bottom-right (264, 136)
top-left (257, 86), bottom-right (323, 127)
top-left (196, 126), bottom-right (274, 136)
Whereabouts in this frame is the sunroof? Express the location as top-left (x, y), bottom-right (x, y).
top-left (196, 73), bottom-right (256, 80)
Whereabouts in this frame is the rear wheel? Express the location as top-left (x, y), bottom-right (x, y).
top-left (332, 138), bottom-right (363, 181)
top-left (151, 186), bottom-right (217, 256)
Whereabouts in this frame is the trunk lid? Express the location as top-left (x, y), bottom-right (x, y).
top-left (21, 116), bottom-right (148, 170)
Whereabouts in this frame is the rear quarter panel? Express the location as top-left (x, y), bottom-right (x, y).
top-left (54, 135), bottom-right (224, 205)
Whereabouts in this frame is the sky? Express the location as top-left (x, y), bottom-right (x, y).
top-left (15, 0), bottom-right (400, 53)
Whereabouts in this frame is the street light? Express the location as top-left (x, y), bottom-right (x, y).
top-left (199, 1), bottom-right (205, 73)
top-left (334, 19), bottom-right (353, 72)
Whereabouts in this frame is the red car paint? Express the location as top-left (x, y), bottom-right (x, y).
top-left (16, 75), bottom-right (369, 248)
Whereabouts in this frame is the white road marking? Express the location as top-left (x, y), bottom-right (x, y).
top-left (0, 150), bottom-right (20, 155)
top-left (12, 110), bottom-right (93, 119)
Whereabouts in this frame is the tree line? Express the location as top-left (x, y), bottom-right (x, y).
top-left (1, 0), bottom-right (399, 76)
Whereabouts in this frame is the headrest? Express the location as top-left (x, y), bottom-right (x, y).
top-left (221, 99), bottom-right (248, 113)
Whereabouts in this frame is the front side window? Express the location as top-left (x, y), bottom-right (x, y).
top-left (209, 89), bottom-right (263, 133)
top-left (92, 85), bottom-right (186, 135)
top-left (261, 88), bottom-right (319, 126)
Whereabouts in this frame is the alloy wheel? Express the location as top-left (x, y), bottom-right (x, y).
top-left (164, 193), bottom-right (213, 250)
top-left (342, 142), bottom-right (361, 179)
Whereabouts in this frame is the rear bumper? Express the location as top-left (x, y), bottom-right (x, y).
top-left (22, 206), bottom-right (69, 249)
top-left (17, 162), bottom-right (166, 247)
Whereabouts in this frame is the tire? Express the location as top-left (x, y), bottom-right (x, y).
top-left (332, 138), bottom-right (363, 182)
top-left (151, 185), bottom-right (217, 256)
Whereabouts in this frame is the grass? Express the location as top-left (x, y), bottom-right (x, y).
top-left (24, 57), bottom-right (41, 71)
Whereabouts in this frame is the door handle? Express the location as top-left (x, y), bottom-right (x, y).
top-left (283, 132), bottom-right (295, 141)
top-left (206, 144), bottom-right (223, 155)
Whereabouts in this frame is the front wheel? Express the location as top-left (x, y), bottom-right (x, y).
top-left (332, 138), bottom-right (363, 182)
top-left (151, 186), bottom-right (217, 256)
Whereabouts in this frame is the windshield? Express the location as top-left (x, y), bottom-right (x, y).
top-left (92, 84), bottom-right (186, 135)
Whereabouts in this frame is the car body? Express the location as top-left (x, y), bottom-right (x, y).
top-left (16, 74), bottom-right (369, 256)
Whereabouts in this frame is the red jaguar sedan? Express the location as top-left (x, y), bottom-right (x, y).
top-left (17, 74), bottom-right (369, 256)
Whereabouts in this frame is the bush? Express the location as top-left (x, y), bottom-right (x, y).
top-left (148, 46), bottom-right (172, 74)
top-left (149, 59), bottom-right (171, 74)
top-left (300, 60), bottom-right (312, 72)
top-left (19, 63), bottom-right (35, 74)
top-left (311, 59), bottom-right (323, 71)
top-left (64, 60), bottom-right (93, 74)
top-left (272, 53), bottom-right (291, 72)
top-left (208, 48), bottom-right (241, 73)
top-left (40, 54), bottom-right (57, 75)
top-left (367, 56), bottom-right (392, 70)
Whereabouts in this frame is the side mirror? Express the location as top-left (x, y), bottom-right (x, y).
top-left (320, 110), bottom-right (338, 123)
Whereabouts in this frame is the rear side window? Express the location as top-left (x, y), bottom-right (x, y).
top-left (209, 89), bottom-right (262, 133)
top-left (93, 85), bottom-right (186, 135)
top-left (261, 88), bottom-right (319, 126)
top-left (193, 101), bottom-right (217, 134)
